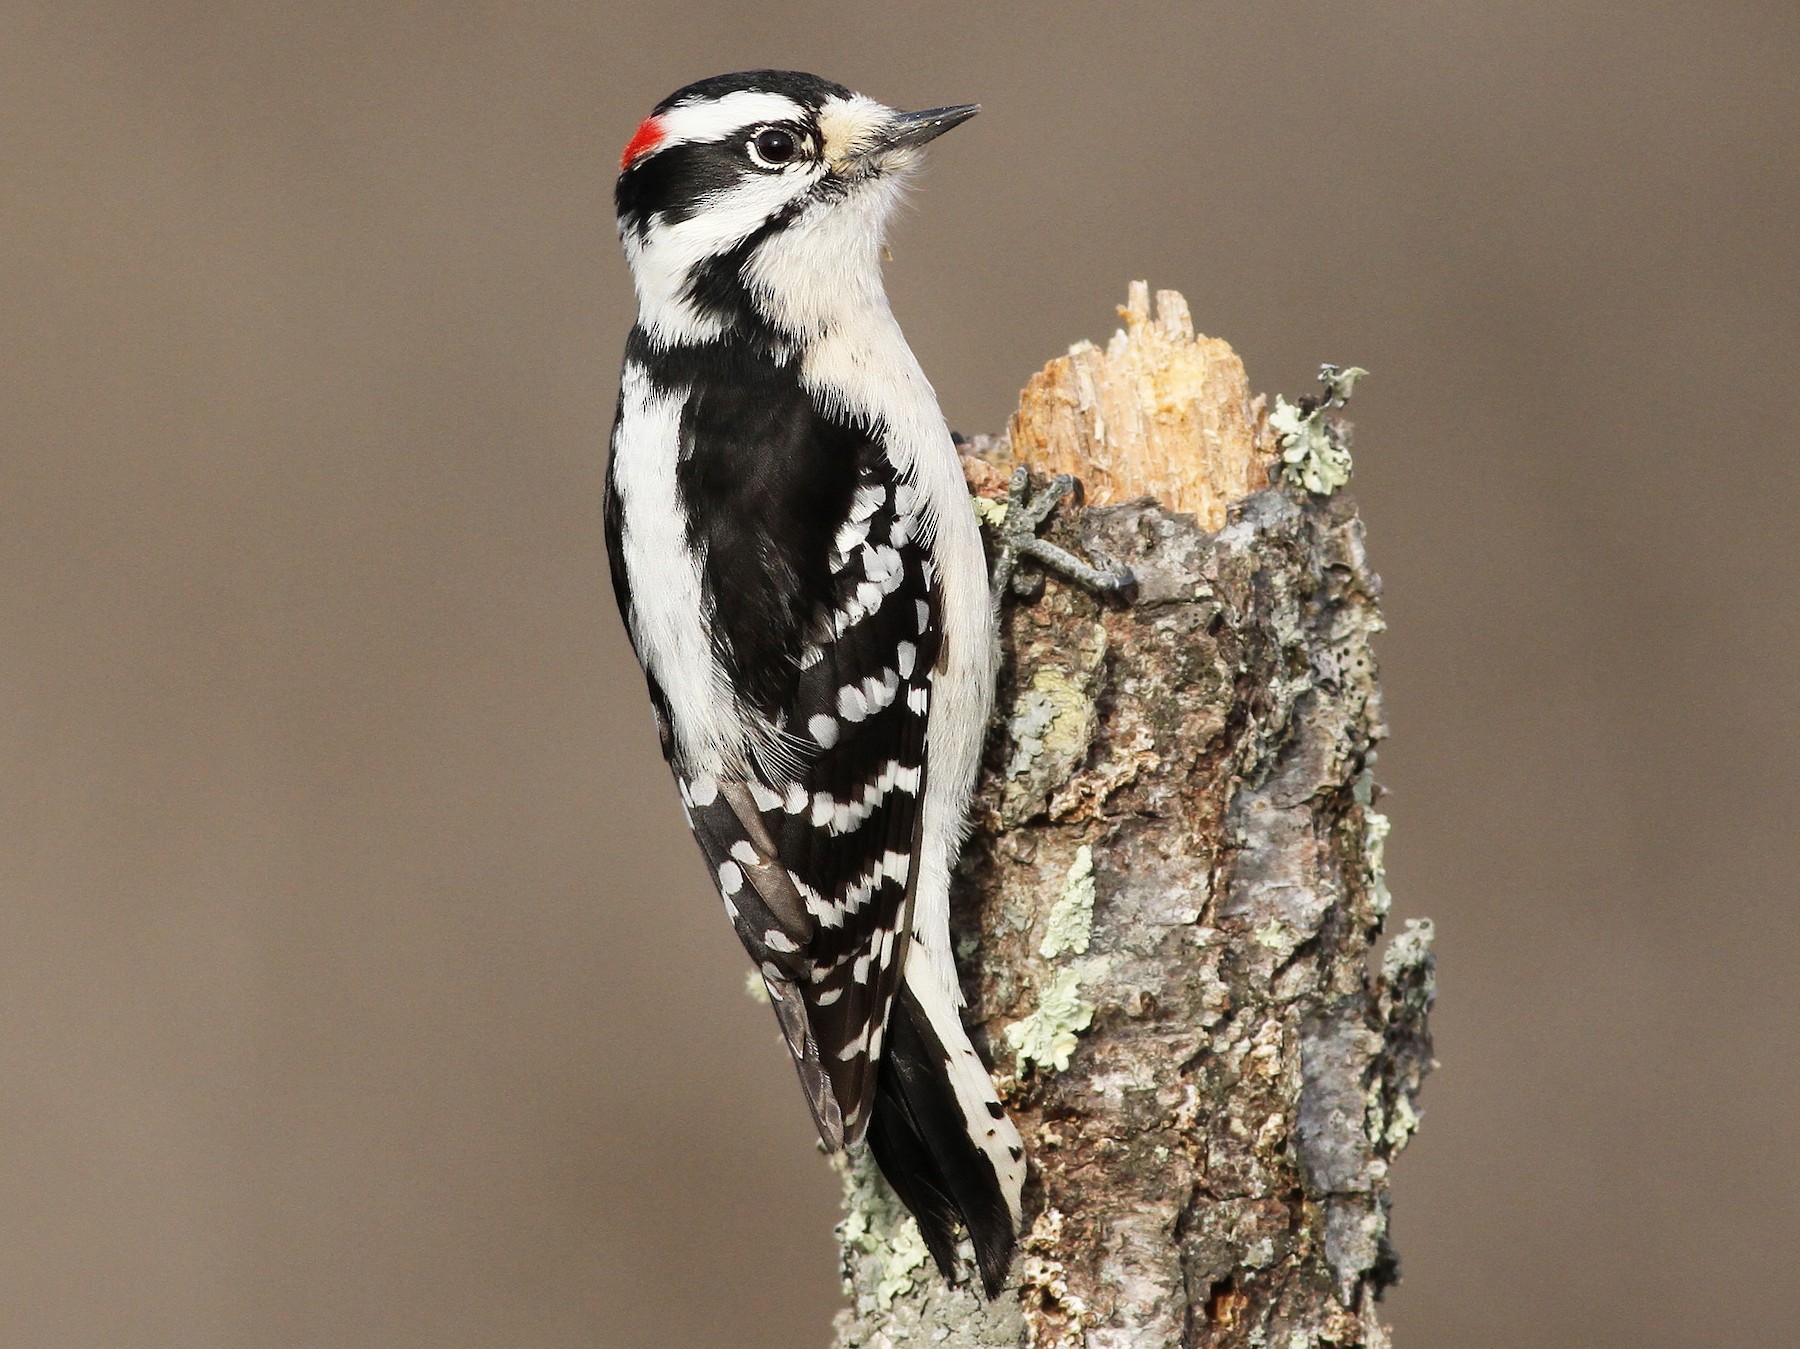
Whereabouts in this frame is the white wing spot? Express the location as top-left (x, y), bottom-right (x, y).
top-left (850, 483), bottom-right (884, 521)
top-left (915, 600), bottom-right (931, 633)
top-left (718, 861), bottom-right (744, 895)
top-left (808, 714), bottom-right (840, 748)
top-left (861, 544), bottom-right (902, 585)
top-left (688, 775), bottom-right (719, 807)
top-left (729, 840), bottom-right (759, 865)
top-left (748, 782), bottom-right (783, 813)
top-left (896, 642), bottom-right (916, 678)
top-left (764, 929), bottom-right (799, 954)
top-left (833, 516), bottom-right (871, 565)
top-left (907, 685), bottom-right (929, 716)
top-left (816, 987), bottom-right (843, 1007)
top-left (837, 684), bottom-right (870, 722)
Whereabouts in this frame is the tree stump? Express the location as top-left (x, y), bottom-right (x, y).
top-left (831, 287), bottom-right (1435, 1349)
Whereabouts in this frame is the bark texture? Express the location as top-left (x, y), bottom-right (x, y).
top-left (832, 292), bottom-right (1433, 1349)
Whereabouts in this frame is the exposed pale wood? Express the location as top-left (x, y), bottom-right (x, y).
top-left (1006, 282), bottom-right (1274, 529)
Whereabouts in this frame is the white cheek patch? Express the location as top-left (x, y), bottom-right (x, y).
top-left (666, 172), bottom-right (815, 257)
top-left (629, 169), bottom-right (824, 345)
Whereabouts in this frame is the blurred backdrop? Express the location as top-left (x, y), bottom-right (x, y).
top-left (4, 2), bottom-right (1796, 1345)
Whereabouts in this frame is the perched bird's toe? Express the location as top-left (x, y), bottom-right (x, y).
top-left (983, 467), bottom-right (1137, 604)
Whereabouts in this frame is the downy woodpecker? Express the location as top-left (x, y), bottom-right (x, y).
top-left (603, 71), bottom-right (1023, 1294)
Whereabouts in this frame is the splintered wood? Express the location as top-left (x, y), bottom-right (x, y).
top-left (1007, 282), bottom-right (1273, 530)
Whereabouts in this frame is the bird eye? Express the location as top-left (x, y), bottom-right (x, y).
top-left (749, 127), bottom-right (799, 168)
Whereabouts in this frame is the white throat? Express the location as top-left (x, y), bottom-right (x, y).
top-left (742, 174), bottom-right (906, 345)
top-left (625, 163), bottom-right (912, 353)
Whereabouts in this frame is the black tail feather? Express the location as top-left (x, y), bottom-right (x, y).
top-left (865, 987), bottom-right (1017, 1298)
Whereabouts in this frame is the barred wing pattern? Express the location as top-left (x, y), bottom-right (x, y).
top-left (676, 454), bottom-right (940, 1149)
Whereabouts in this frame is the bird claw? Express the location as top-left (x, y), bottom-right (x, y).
top-left (985, 467), bottom-right (1137, 603)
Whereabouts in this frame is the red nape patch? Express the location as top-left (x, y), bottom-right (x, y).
top-left (620, 115), bottom-right (665, 171)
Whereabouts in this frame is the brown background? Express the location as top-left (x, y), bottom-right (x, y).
top-left (4, 2), bottom-right (1796, 1345)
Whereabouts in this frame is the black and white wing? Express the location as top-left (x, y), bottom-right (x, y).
top-left (677, 449), bottom-right (938, 1148)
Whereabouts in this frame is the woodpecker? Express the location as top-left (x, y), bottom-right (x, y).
top-left (603, 71), bottom-right (1023, 1295)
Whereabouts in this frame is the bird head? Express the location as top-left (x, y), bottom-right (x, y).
top-left (615, 71), bottom-right (978, 349)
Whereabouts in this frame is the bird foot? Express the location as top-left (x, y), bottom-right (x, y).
top-left (983, 467), bottom-right (1136, 604)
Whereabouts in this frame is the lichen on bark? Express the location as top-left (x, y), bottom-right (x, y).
top-left (833, 294), bottom-right (1432, 1348)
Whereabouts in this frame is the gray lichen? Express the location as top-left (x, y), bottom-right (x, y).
top-left (1273, 364), bottom-right (1367, 495)
top-left (834, 1153), bottom-right (933, 1310)
top-left (1355, 769), bottom-right (1394, 920)
top-left (996, 625), bottom-right (1107, 827)
top-left (1039, 846), bottom-right (1096, 959)
top-left (1003, 845), bottom-right (1107, 1077)
top-left (1003, 965), bottom-right (1099, 1074)
top-left (835, 1147), bottom-right (1028, 1349)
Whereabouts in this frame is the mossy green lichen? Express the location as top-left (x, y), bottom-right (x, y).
top-left (1363, 810), bottom-right (1392, 918)
top-left (1040, 845), bottom-right (1096, 959)
top-left (1273, 364), bottom-right (1367, 496)
top-left (970, 494), bottom-right (1010, 528)
top-left (1008, 845), bottom-right (1105, 1074)
top-left (1382, 1092), bottom-right (1422, 1153)
top-left (1252, 917), bottom-right (1292, 950)
top-left (1004, 966), bottom-right (1097, 1073)
top-left (1353, 769), bottom-right (1392, 919)
top-left (1004, 669), bottom-right (1095, 781)
top-left (835, 1151), bottom-right (930, 1307)
top-left (873, 1224), bottom-right (930, 1307)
